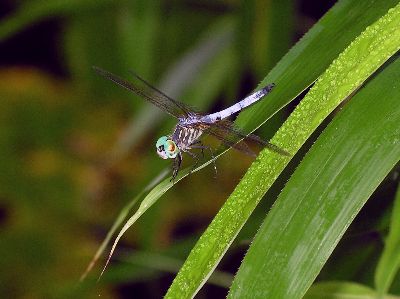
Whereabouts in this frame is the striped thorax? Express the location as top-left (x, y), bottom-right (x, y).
top-left (155, 124), bottom-right (204, 160)
top-left (172, 124), bottom-right (203, 151)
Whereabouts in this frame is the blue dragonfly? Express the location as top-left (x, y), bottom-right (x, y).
top-left (94, 66), bottom-right (289, 180)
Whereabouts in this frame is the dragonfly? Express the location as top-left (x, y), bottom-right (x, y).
top-left (94, 66), bottom-right (289, 180)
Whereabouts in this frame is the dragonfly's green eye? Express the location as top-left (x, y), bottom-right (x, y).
top-left (156, 136), bottom-right (179, 159)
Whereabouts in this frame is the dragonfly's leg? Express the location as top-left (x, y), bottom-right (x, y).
top-left (171, 152), bottom-right (182, 182)
top-left (185, 150), bottom-right (200, 173)
top-left (190, 144), bottom-right (217, 178)
top-left (207, 146), bottom-right (218, 178)
top-left (190, 140), bottom-right (205, 158)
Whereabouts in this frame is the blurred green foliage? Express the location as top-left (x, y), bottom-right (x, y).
top-left (0, 1), bottom-right (294, 297)
top-left (0, 0), bottom-right (399, 298)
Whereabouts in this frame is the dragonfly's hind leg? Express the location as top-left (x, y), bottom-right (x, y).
top-left (185, 150), bottom-right (201, 174)
top-left (171, 152), bottom-right (182, 182)
top-left (190, 143), bottom-right (217, 178)
top-left (190, 140), bottom-right (205, 158)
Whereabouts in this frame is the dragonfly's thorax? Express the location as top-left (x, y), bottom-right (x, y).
top-left (172, 124), bottom-right (204, 151)
top-left (178, 113), bottom-right (199, 126)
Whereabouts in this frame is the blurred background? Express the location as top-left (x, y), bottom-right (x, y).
top-left (2, 0), bottom-right (381, 298)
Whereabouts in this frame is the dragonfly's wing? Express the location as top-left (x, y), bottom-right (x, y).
top-left (206, 120), bottom-right (290, 156)
top-left (127, 70), bottom-right (196, 117)
top-left (93, 66), bottom-right (194, 118)
top-left (205, 121), bottom-right (256, 157)
top-left (207, 128), bottom-right (256, 157)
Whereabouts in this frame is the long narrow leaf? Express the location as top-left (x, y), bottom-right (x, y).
top-left (235, 0), bottom-right (400, 133)
top-left (166, 3), bottom-right (400, 298)
top-left (304, 281), bottom-right (400, 299)
top-left (229, 48), bottom-right (400, 298)
top-left (0, 0), bottom-right (114, 41)
top-left (80, 169), bottom-right (168, 281)
top-left (375, 182), bottom-right (400, 294)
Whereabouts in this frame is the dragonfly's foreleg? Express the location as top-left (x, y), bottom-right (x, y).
top-left (171, 152), bottom-right (182, 182)
top-left (189, 143), bottom-right (217, 178)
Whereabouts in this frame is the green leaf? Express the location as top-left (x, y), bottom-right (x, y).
top-left (0, 0), bottom-right (114, 41)
top-left (80, 169), bottom-right (168, 281)
top-left (228, 48), bottom-right (400, 299)
top-left (304, 281), bottom-right (400, 299)
top-left (115, 0), bottom-right (161, 77)
top-left (235, 0), bottom-right (400, 134)
top-left (165, 1), bottom-right (400, 298)
top-left (116, 250), bottom-right (233, 288)
top-left (375, 183), bottom-right (400, 294)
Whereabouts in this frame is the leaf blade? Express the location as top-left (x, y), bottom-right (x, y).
top-left (228, 50), bottom-right (400, 298)
top-left (166, 2), bottom-right (400, 298)
top-left (375, 183), bottom-right (400, 294)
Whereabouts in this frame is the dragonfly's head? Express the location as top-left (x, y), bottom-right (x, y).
top-left (156, 136), bottom-right (179, 159)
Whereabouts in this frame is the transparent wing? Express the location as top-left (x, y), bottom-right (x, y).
top-left (205, 123), bottom-right (256, 157)
top-left (93, 66), bottom-right (194, 118)
top-left (206, 120), bottom-right (290, 157)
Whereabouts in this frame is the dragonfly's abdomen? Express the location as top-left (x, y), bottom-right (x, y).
top-left (172, 125), bottom-right (203, 151)
top-left (200, 83), bottom-right (275, 123)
